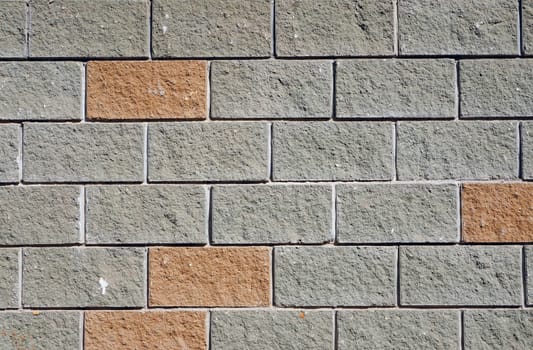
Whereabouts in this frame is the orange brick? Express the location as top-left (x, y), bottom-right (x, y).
top-left (87, 61), bottom-right (207, 120)
top-left (149, 247), bottom-right (270, 307)
top-left (462, 183), bottom-right (533, 242)
top-left (84, 311), bottom-right (206, 350)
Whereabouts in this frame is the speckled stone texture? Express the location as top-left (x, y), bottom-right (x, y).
top-left (0, 249), bottom-right (18, 309)
top-left (0, 125), bottom-right (19, 183)
top-left (0, 0), bottom-right (26, 57)
top-left (523, 0), bottom-right (533, 54)
top-left (527, 247), bottom-right (533, 305)
top-left (521, 122), bottom-right (533, 179)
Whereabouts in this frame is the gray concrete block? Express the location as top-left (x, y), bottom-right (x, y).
top-left (272, 122), bottom-right (393, 181)
top-left (211, 60), bottom-right (332, 119)
top-left (211, 184), bottom-right (331, 244)
top-left (211, 310), bottom-right (333, 350)
top-left (0, 62), bottom-right (83, 121)
top-left (336, 59), bottom-right (455, 119)
top-left (86, 185), bottom-right (206, 244)
top-left (152, 0), bottom-right (270, 58)
top-left (397, 121), bottom-right (517, 180)
top-left (337, 310), bottom-right (459, 350)
top-left (274, 246), bottom-right (396, 306)
top-left (23, 247), bottom-right (145, 308)
top-left (0, 186), bottom-right (80, 245)
top-left (527, 247), bottom-right (533, 305)
top-left (23, 123), bottom-right (144, 183)
top-left (523, 123), bottom-right (533, 179)
top-left (0, 0), bottom-right (26, 57)
top-left (523, 0), bottom-right (533, 54)
top-left (276, 0), bottom-right (393, 57)
top-left (336, 184), bottom-right (458, 243)
top-left (400, 246), bottom-right (522, 306)
top-left (148, 122), bottom-right (269, 182)
top-left (0, 125), bottom-right (19, 183)
top-left (0, 249), bottom-right (18, 309)
top-left (30, 0), bottom-right (148, 58)
top-left (399, 0), bottom-right (518, 55)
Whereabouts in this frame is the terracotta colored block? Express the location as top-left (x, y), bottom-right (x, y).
top-left (149, 247), bottom-right (271, 307)
top-left (87, 61), bottom-right (207, 120)
top-left (462, 183), bottom-right (533, 242)
top-left (84, 311), bottom-right (206, 350)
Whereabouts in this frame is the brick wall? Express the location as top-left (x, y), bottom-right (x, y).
top-left (0, 0), bottom-right (532, 349)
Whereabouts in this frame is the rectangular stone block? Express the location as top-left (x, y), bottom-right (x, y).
top-left (272, 122), bottom-right (393, 181)
top-left (523, 0), bottom-right (533, 54)
top-left (337, 310), bottom-right (459, 350)
top-left (400, 246), bottom-right (522, 306)
top-left (30, 0), bottom-right (148, 58)
top-left (276, 0), bottom-right (393, 56)
top-left (0, 249), bottom-right (19, 309)
top-left (527, 247), bottom-right (533, 305)
top-left (523, 122), bottom-right (533, 179)
top-left (399, 0), bottom-right (518, 55)
top-left (152, 0), bottom-right (270, 58)
top-left (0, 186), bottom-right (80, 245)
top-left (0, 62), bottom-right (83, 120)
top-left (460, 59), bottom-right (533, 117)
top-left (274, 246), bottom-right (396, 306)
top-left (148, 122), bottom-right (269, 182)
top-left (336, 59), bottom-right (456, 119)
top-left (86, 185), bottom-right (206, 244)
top-left (0, 0), bottom-right (26, 57)
top-left (0, 125), bottom-right (19, 183)
top-left (211, 60), bottom-right (332, 119)
top-left (23, 123), bottom-right (144, 183)
top-left (397, 121), bottom-right (517, 180)
top-left (0, 312), bottom-right (80, 349)
top-left (211, 310), bottom-right (333, 350)
top-left (23, 247), bottom-right (145, 308)
top-left (211, 184), bottom-right (331, 244)
top-left (336, 184), bottom-right (457, 243)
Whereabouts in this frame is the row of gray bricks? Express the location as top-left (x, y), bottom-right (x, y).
top-left (0, 246), bottom-right (532, 308)
top-left (3, 0), bottom-right (533, 57)
top-left (0, 310), bottom-right (532, 349)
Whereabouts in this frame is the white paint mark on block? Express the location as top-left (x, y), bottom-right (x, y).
top-left (99, 277), bottom-right (109, 295)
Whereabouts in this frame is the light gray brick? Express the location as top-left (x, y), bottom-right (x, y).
top-left (0, 125), bottom-right (19, 183)
top-left (152, 0), bottom-right (270, 58)
top-left (276, 0), bottom-right (393, 57)
top-left (336, 59), bottom-right (455, 119)
top-left (464, 310), bottom-right (533, 350)
top-left (0, 186), bottom-right (80, 245)
top-left (400, 246), bottom-right (522, 306)
top-left (23, 123), bottom-right (144, 183)
top-left (523, 0), bottom-right (533, 54)
top-left (0, 249), bottom-right (18, 309)
top-left (0, 0), bottom-right (26, 57)
top-left (337, 310), bottom-right (459, 350)
top-left (524, 123), bottom-right (533, 179)
top-left (211, 310), bottom-right (333, 350)
top-left (23, 247), bottom-right (145, 308)
top-left (274, 246), bottom-right (396, 306)
top-left (211, 60), bottom-right (332, 119)
top-left (461, 59), bottom-right (533, 117)
top-left (527, 247), bottom-right (533, 305)
top-left (397, 121), bottom-right (517, 180)
top-left (399, 0), bottom-right (518, 55)
top-left (272, 122), bottom-right (393, 181)
top-left (0, 62), bottom-right (83, 121)
top-left (212, 184), bottom-right (331, 244)
top-left (148, 123), bottom-right (269, 182)
top-left (30, 0), bottom-right (148, 58)
top-left (336, 184), bottom-right (457, 243)
top-left (0, 312), bottom-right (80, 349)
top-left (86, 185), bottom-right (206, 244)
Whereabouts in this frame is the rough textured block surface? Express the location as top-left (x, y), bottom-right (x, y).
top-left (397, 121), bottom-right (517, 180)
top-left (212, 184), bottom-right (332, 244)
top-left (87, 61), bottom-right (207, 120)
top-left (148, 122), bottom-right (269, 182)
top-left (399, 0), bottom-right (518, 55)
top-left (276, 0), bottom-right (393, 56)
top-left (211, 310), bottom-right (333, 350)
top-left (0, 62), bottom-right (83, 120)
top-left (400, 246), bottom-right (521, 306)
top-left (273, 122), bottom-right (393, 181)
top-left (0, 186), bottom-right (80, 245)
top-left (23, 247), bottom-right (145, 308)
top-left (0, 125), bottom-right (19, 183)
top-left (336, 59), bottom-right (455, 119)
top-left (30, 0), bottom-right (148, 57)
top-left (337, 310), bottom-right (459, 350)
top-left (523, 122), bottom-right (533, 179)
top-left (0, 249), bottom-right (18, 309)
top-left (336, 184), bottom-right (457, 243)
top-left (527, 247), bottom-right (533, 305)
top-left (153, 0), bottom-right (270, 57)
top-left (85, 311), bottom-right (206, 350)
top-left (0, 0), bottom-right (26, 57)
top-left (274, 246), bottom-right (396, 306)
top-left (523, 0), bottom-right (533, 54)
top-left (149, 247), bottom-right (270, 307)
top-left (23, 123), bottom-right (144, 183)
top-left (460, 60), bottom-right (533, 117)
top-left (211, 60), bottom-right (332, 119)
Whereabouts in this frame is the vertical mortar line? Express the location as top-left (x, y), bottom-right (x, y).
top-left (18, 248), bottom-right (23, 309)
top-left (206, 185), bottom-right (212, 246)
top-left (519, 0), bottom-right (524, 55)
top-left (455, 60), bottom-right (460, 120)
top-left (270, 247), bottom-right (275, 307)
top-left (143, 123), bottom-right (149, 184)
top-left (271, 0), bottom-right (276, 57)
top-left (80, 312), bottom-right (85, 350)
top-left (148, 0), bottom-right (153, 60)
top-left (79, 186), bottom-right (86, 244)
top-left (459, 311), bottom-right (465, 350)
top-left (268, 123), bottom-right (273, 182)
top-left (207, 309), bottom-right (212, 350)
top-left (518, 122), bottom-right (523, 179)
top-left (393, 0), bottom-right (399, 55)
top-left (392, 122), bottom-right (398, 181)
top-left (331, 61), bottom-right (337, 120)
top-left (144, 247), bottom-right (149, 309)
top-left (206, 61), bottom-right (211, 121)
top-left (333, 311), bottom-right (338, 350)
top-left (456, 182), bottom-right (462, 243)
top-left (331, 183), bottom-right (336, 243)
top-left (395, 245), bottom-right (400, 307)
top-left (18, 123), bottom-right (23, 184)
top-left (81, 63), bottom-right (87, 123)
top-left (522, 246), bottom-right (527, 307)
